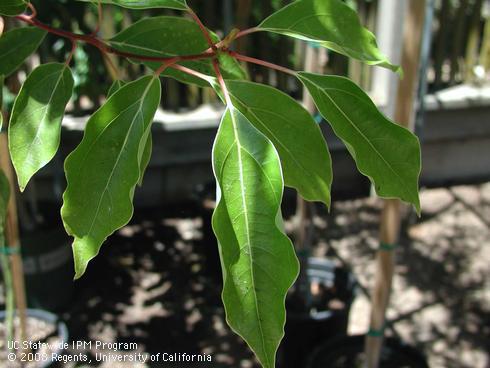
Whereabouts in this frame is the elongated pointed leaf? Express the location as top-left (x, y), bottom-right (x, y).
top-left (299, 72), bottom-right (421, 211)
top-left (61, 76), bottom-right (161, 278)
top-left (0, 27), bottom-right (46, 77)
top-left (0, 0), bottom-right (26, 16)
top-left (77, 0), bottom-right (187, 10)
top-left (226, 80), bottom-right (332, 205)
top-left (259, 0), bottom-right (399, 73)
top-left (110, 16), bottom-right (246, 87)
top-left (212, 108), bottom-right (299, 368)
top-left (106, 80), bottom-right (151, 185)
top-left (9, 63), bottom-right (74, 191)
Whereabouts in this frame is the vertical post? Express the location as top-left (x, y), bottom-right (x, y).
top-left (371, 0), bottom-right (407, 118)
top-left (364, 1), bottom-right (426, 367)
top-left (0, 134), bottom-right (28, 344)
top-left (464, 0), bottom-right (483, 82)
top-left (479, 14), bottom-right (490, 74)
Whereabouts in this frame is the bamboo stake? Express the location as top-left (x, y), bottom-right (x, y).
top-left (364, 1), bottom-right (426, 367)
top-left (0, 133), bottom-right (28, 345)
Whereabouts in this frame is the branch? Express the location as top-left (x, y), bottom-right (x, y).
top-left (227, 51), bottom-right (296, 76)
top-left (170, 64), bottom-right (214, 83)
top-left (15, 15), bottom-right (216, 64)
top-left (235, 27), bottom-right (260, 40)
top-left (213, 60), bottom-right (233, 107)
top-left (186, 7), bottom-right (216, 50)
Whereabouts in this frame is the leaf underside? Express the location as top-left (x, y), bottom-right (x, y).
top-left (9, 63), bottom-right (74, 191)
top-left (61, 76), bottom-right (161, 278)
top-left (106, 79), bottom-right (152, 186)
top-left (226, 80), bottom-right (332, 206)
top-left (109, 16), bottom-right (246, 87)
top-left (299, 72), bottom-right (421, 212)
top-left (259, 0), bottom-right (400, 73)
top-left (212, 108), bottom-right (299, 368)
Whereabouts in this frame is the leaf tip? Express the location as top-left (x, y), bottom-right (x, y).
top-left (395, 65), bottom-right (404, 78)
top-left (17, 176), bottom-right (27, 193)
top-left (72, 238), bottom-right (97, 280)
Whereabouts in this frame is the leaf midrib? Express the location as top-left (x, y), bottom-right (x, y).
top-left (230, 93), bottom-right (311, 181)
top-left (22, 66), bottom-right (68, 168)
top-left (229, 110), bottom-right (271, 368)
top-left (0, 36), bottom-right (39, 61)
top-left (84, 78), bottom-right (156, 238)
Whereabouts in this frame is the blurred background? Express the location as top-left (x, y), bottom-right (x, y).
top-left (1, 0), bottom-right (489, 367)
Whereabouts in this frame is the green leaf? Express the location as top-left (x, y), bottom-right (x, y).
top-left (107, 79), bottom-right (127, 98)
top-left (226, 80), bottom-right (332, 205)
top-left (106, 80), bottom-right (151, 186)
top-left (110, 16), bottom-right (246, 87)
top-left (0, 0), bottom-right (27, 16)
top-left (77, 0), bottom-right (188, 10)
top-left (259, 0), bottom-right (400, 73)
top-left (298, 72), bottom-right (421, 211)
top-left (138, 133), bottom-right (152, 186)
top-left (9, 63), bottom-right (74, 191)
top-left (61, 76), bottom-right (161, 278)
top-left (212, 108), bottom-right (299, 368)
top-left (0, 27), bottom-right (46, 77)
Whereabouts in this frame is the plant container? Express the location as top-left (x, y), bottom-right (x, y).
top-left (277, 257), bottom-right (357, 368)
top-left (307, 334), bottom-right (429, 368)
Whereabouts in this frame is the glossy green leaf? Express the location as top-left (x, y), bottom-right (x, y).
top-left (110, 16), bottom-right (246, 87)
top-left (61, 76), bottom-right (161, 278)
top-left (77, 0), bottom-right (187, 10)
top-left (0, 27), bottom-right (46, 77)
top-left (106, 80), bottom-right (151, 186)
top-left (259, 0), bottom-right (400, 73)
top-left (9, 63), bottom-right (74, 191)
top-left (0, 0), bottom-right (26, 16)
top-left (226, 80), bottom-right (332, 205)
top-left (138, 133), bottom-right (152, 186)
top-left (212, 108), bottom-right (299, 368)
top-left (107, 79), bottom-right (127, 98)
top-left (298, 72), bottom-right (421, 211)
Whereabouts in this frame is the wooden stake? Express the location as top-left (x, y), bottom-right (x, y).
top-left (0, 133), bottom-right (28, 344)
top-left (365, 1), bottom-right (426, 367)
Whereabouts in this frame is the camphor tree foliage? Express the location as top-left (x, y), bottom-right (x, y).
top-left (0, 0), bottom-right (421, 367)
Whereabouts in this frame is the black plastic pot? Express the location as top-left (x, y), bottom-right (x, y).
top-left (277, 258), bottom-right (357, 368)
top-left (21, 227), bottom-right (74, 312)
top-left (307, 335), bottom-right (429, 368)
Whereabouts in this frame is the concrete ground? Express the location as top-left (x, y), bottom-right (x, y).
top-left (2, 182), bottom-right (488, 368)
top-left (311, 183), bottom-right (490, 368)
